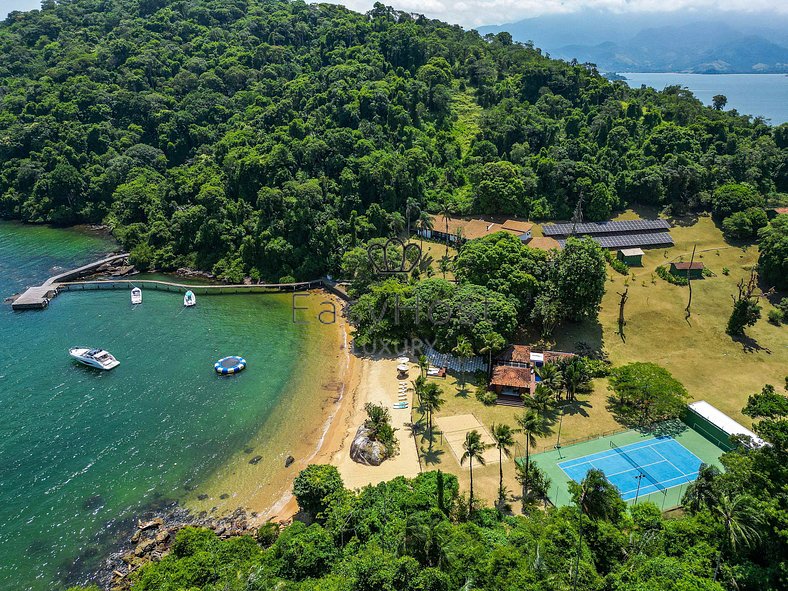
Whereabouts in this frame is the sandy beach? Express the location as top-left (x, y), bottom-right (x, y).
top-left (330, 355), bottom-right (422, 490)
top-left (185, 292), bottom-right (422, 525)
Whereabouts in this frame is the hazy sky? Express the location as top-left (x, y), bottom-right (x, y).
top-left (2, 0), bottom-right (786, 27)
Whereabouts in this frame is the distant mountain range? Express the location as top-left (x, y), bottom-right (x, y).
top-left (477, 10), bottom-right (788, 74)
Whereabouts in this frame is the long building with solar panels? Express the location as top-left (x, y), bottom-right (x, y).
top-left (541, 219), bottom-right (674, 249)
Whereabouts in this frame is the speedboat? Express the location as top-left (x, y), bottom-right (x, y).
top-left (130, 287), bottom-right (142, 305)
top-left (183, 290), bottom-right (196, 307)
top-left (69, 347), bottom-right (120, 371)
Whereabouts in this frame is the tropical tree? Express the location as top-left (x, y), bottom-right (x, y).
top-left (452, 336), bottom-right (475, 385)
top-left (421, 381), bottom-right (445, 440)
top-left (711, 493), bottom-right (763, 582)
top-left (438, 194), bottom-right (453, 255)
top-left (562, 358), bottom-right (588, 402)
top-left (682, 463), bottom-right (721, 513)
top-left (479, 332), bottom-right (506, 373)
top-left (417, 355), bottom-right (429, 379)
top-left (608, 362), bottom-right (689, 426)
top-left (490, 423), bottom-right (519, 502)
top-left (536, 362), bottom-right (563, 396)
top-left (416, 210), bottom-right (433, 250)
top-left (524, 383), bottom-right (557, 425)
top-left (516, 409), bottom-right (552, 493)
top-left (569, 468), bottom-right (626, 523)
top-left (460, 429), bottom-right (490, 511)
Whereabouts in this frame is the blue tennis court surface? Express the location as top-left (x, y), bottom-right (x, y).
top-left (558, 436), bottom-right (703, 500)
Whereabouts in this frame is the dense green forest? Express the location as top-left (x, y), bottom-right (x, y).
top-left (1, 0), bottom-right (786, 282)
top-left (68, 387), bottom-right (788, 591)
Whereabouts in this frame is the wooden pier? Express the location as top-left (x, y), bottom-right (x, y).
top-left (10, 253), bottom-right (350, 311)
top-left (11, 254), bottom-right (129, 310)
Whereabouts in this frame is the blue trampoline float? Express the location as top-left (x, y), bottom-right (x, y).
top-left (558, 436), bottom-right (703, 500)
top-left (215, 356), bottom-right (247, 375)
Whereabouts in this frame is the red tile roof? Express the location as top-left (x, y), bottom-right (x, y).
top-left (672, 262), bottom-right (705, 270)
top-left (490, 365), bottom-right (534, 389)
top-left (496, 345), bottom-right (532, 364)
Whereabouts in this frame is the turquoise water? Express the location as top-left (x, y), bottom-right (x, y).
top-left (0, 222), bottom-right (307, 590)
top-left (622, 73), bottom-right (788, 125)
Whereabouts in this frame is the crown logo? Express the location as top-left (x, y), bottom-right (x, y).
top-left (367, 237), bottom-right (422, 275)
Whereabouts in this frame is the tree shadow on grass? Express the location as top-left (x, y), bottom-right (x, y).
top-left (733, 334), bottom-right (772, 354)
top-left (421, 444), bottom-right (446, 466)
top-left (560, 398), bottom-right (592, 419)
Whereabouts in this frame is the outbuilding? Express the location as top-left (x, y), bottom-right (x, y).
top-left (670, 261), bottom-right (705, 279)
top-left (617, 247), bottom-right (644, 266)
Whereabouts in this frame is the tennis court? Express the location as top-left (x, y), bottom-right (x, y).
top-left (558, 436), bottom-right (702, 500)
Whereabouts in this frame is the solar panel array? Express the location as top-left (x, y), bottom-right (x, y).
top-left (542, 219), bottom-right (671, 237)
top-left (556, 232), bottom-right (674, 249)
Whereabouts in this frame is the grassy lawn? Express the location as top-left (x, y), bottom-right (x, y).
top-left (555, 213), bottom-right (787, 426)
top-left (408, 213), bottom-right (786, 510)
top-left (450, 86), bottom-right (482, 158)
top-left (408, 237), bottom-right (458, 281)
top-left (409, 372), bottom-right (621, 512)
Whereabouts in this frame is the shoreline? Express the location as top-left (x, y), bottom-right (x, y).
top-left (180, 291), bottom-right (360, 523)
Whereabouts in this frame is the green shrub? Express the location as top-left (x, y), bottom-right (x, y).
top-left (475, 384), bottom-right (498, 405)
top-left (256, 522), bottom-right (280, 548)
top-left (171, 527), bottom-right (218, 558)
top-left (585, 358), bottom-right (612, 378)
top-left (605, 250), bottom-right (629, 275)
top-left (768, 309), bottom-right (783, 325)
top-left (292, 465), bottom-right (344, 517)
top-left (656, 265), bottom-right (688, 286)
top-left (722, 267), bottom-right (730, 275)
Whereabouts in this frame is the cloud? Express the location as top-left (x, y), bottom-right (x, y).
top-left (339, 0), bottom-right (787, 27)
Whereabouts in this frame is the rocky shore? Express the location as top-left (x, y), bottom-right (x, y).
top-left (98, 505), bottom-right (262, 591)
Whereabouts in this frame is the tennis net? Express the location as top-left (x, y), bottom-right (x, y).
top-left (609, 441), bottom-right (666, 494)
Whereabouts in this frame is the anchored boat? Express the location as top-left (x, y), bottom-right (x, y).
top-left (69, 347), bottom-right (120, 371)
top-left (130, 287), bottom-right (142, 305)
top-left (183, 290), bottom-right (196, 307)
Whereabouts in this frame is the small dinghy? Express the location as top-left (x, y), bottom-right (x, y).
top-left (130, 287), bottom-right (142, 305)
top-left (69, 347), bottom-right (120, 371)
top-left (183, 290), bottom-right (196, 307)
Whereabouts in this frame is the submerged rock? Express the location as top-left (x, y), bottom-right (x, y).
top-left (350, 425), bottom-right (389, 466)
top-left (249, 455), bottom-right (263, 465)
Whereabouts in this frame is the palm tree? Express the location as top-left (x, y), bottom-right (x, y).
top-left (438, 195), bottom-right (453, 256)
top-left (562, 359), bottom-right (587, 402)
top-left (491, 423), bottom-right (520, 503)
top-left (712, 493), bottom-right (763, 582)
top-left (452, 336), bottom-right (474, 384)
top-left (460, 429), bottom-right (490, 512)
top-left (416, 210), bottom-right (433, 250)
top-left (405, 197), bottom-right (419, 238)
top-left (524, 383), bottom-right (556, 422)
top-left (417, 355), bottom-right (429, 379)
top-left (517, 409), bottom-right (552, 495)
top-left (536, 362), bottom-right (563, 398)
top-left (479, 332), bottom-right (506, 375)
top-left (438, 255), bottom-right (451, 279)
top-left (421, 381), bottom-right (445, 441)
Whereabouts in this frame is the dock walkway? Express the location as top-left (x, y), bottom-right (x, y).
top-left (11, 254), bottom-right (128, 310)
top-left (10, 253), bottom-right (351, 311)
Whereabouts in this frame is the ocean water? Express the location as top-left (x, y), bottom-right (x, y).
top-left (622, 73), bottom-right (788, 125)
top-left (0, 222), bottom-right (313, 590)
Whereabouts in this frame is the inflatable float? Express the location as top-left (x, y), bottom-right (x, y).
top-left (214, 356), bottom-right (247, 375)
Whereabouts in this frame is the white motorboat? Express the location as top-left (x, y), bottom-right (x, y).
top-left (69, 347), bottom-right (120, 371)
top-left (183, 290), bottom-right (196, 307)
top-left (130, 287), bottom-right (142, 305)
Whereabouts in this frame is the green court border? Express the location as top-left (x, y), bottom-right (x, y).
top-left (524, 421), bottom-right (728, 509)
